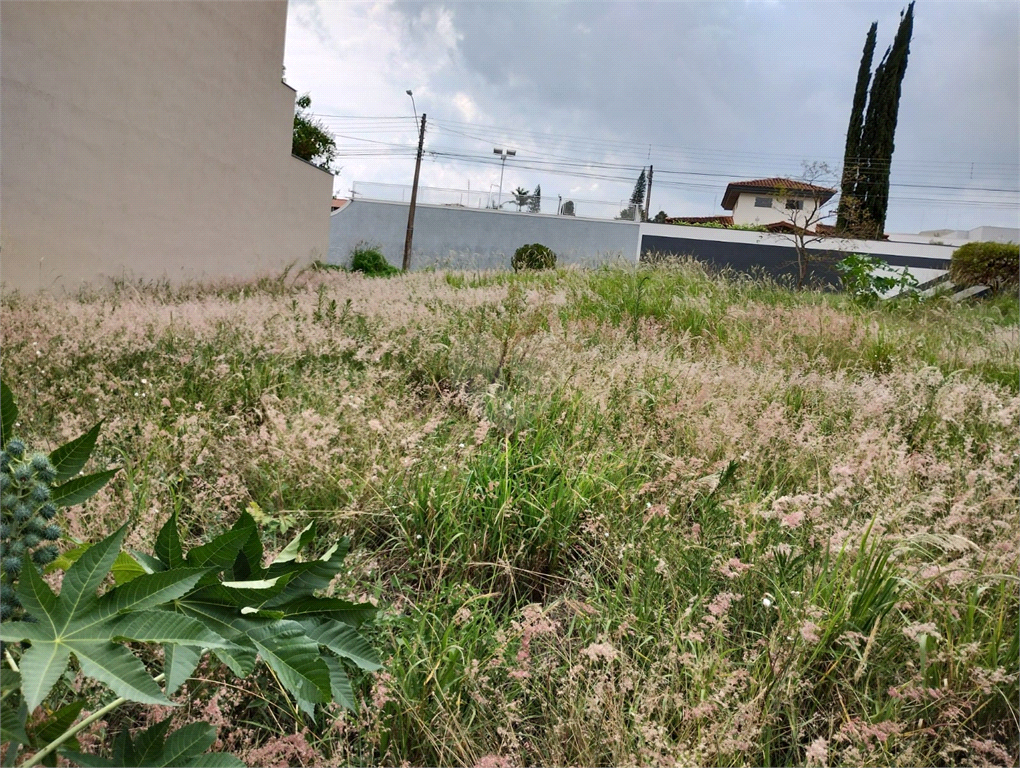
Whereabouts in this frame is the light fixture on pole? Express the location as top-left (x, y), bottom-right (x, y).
top-left (493, 148), bottom-right (516, 208)
top-left (406, 89), bottom-right (418, 130)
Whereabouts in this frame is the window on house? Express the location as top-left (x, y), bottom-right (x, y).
top-left (785, 199), bottom-right (804, 210)
top-left (754, 197), bottom-right (772, 208)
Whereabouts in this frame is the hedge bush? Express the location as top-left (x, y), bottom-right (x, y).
top-left (511, 243), bottom-right (557, 272)
top-left (949, 241), bottom-right (1018, 290)
top-left (351, 244), bottom-right (399, 277)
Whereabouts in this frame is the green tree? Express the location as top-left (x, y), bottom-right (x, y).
top-left (560, 200), bottom-right (575, 216)
top-left (652, 210), bottom-right (668, 223)
top-left (853, 3), bottom-right (915, 238)
top-left (512, 187), bottom-right (531, 211)
top-left (292, 93), bottom-right (337, 172)
top-left (836, 21), bottom-right (877, 232)
top-left (528, 184), bottom-right (542, 213)
top-left (629, 169), bottom-right (647, 207)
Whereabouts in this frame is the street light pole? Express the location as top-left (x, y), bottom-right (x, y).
top-left (402, 92), bottom-right (426, 272)
top-left (493, 148), bottom-right (515, 208)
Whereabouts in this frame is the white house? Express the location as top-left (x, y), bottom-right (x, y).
top-left (722, 178), bottom-right (836, 231)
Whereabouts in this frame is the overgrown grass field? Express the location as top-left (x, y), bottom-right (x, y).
top-left (2, 261), bottom-right (1017, 767)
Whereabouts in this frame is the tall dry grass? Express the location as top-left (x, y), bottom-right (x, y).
top-left (2, 260), bottom-right (1017, 767)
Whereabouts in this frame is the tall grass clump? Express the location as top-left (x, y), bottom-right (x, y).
top-left (2, 260), bottom-right (1016, 767)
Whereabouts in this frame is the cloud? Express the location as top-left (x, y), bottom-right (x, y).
top-left (285, 0), bottom-right (1019, 230)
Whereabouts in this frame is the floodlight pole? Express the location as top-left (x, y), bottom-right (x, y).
top-left (493, 148), bottom-right (515, 208)
top-left (402, 111), bottom-right (426, 272)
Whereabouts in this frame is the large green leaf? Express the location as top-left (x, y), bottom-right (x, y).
top-left (263, 540), bottom-right (351, 607)
top-left (149, 511), bottom-right (378, 715)
top-left (277, 596), bottom-right (376, 626)
top-left (270, 523), bottom-right (317, 565)
top-left (0, 533), bottom-right (239, 711)
top-left (0, 695), bottom-right (29, 746)
top-left (164, 644), bottom-right (201, 694)
top-left (61, 526), bottom-right (129, 618)
top-left (27, 699), bottom-right (87, 767)
top-left (300, 618), bottom-right (382, 671)
top-left (95, 568), bottom-right (208, 618)
top-left (322, 653), bottom-right (358, 711)
top-left (61, 717), bottom-right (241, 768)
top-left (48, 421), bottom-right (104, 483)
top-left (0, 380), bottom-right (16, 449)
top-left (171, 602), bottom-right (259, 677)
top-left (50, 470), bottom-right (119, 509)
top-left (244, 622), bottom-right (331, 710)
top-left (155, 512), bottom-right (185, 569)
top-left (186, 529), bottom-right (251, 571)
top-left (227, 512), bottom-right (263, 581)
top-left (111, 551), bottom-right (149, 586)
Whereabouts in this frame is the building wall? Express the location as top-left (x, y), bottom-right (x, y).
top-left (730, 191), bottom-right (823, 230)
top-left (329, 199), bottom-right (640, 270)
top-left (639, 222), bottom-right (955, 288)
top-left (1, 0), bottom-right (332, 294)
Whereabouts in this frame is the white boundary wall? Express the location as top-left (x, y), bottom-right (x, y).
top-left (329, 199), bottom-right (641, 270)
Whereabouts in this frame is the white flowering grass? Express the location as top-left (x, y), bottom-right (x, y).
top-left (1, 260), bottom-right (1016, 767)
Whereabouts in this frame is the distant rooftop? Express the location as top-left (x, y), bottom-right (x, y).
top-left (721, 178), bottom-right (836, 211)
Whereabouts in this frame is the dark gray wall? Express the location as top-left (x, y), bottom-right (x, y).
top-left (640, 234), bottom-right (951, 286)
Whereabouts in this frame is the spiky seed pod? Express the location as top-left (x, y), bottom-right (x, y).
top-left (0, 582), bottom-right (16, 603)
top-left (39, 503), bottom-right (57, 521)
top-left (6, 441), bottom-right (25, 460)
top-left (43, 525), bottom-right (61, 542)
top-left (0, 524), bottom-right (9, 539)
top-left (1, 556), bottom-right (22, 575)
top-left (24, 519), bottom-right (44, 536)
top-left (0, 603), bottom-right (12, 620)
top-left (12, 463), bottom-right (32, 484)
top-left (0, 474), bottom-right (9, 492)
top-left (0, 493), bottom-right (19, 511)
top-left (14, 504), bottom-right (32, 523)
top-left (0, 451), bottom-right (10, 471)
top-left (23, 533), bottom-right (41, 549)
top-left (31, 545), bottom-right (58, 566)
top-left (8, 541), bottom-right (25, 557)
top-left (29, 453), bottom-right (54, 473)
top-left (29, 483), bottom-right (50, 504)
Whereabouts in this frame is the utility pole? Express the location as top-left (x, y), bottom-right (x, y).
top-left (644, 165), bottom-right (653, 222)
top-left (402, 112), bottom-right (426, 272)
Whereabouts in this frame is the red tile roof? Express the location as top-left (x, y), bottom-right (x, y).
top-left (721, 178), bottom-right (836, 211)
top-left (665, 215), bottom-right (734, 226)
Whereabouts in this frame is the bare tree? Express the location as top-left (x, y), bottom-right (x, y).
top-left (767, 163), bottom-right (870, 288)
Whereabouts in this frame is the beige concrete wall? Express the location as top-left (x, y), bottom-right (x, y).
top-left (731, 192), bottom-right (823, 230)
top-left (1, 0), bottom-right (332, 294)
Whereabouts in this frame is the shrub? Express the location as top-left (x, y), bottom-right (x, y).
top-left (949, 241), bottom-right (1019, 291)
top-left (351, 244), bottom-right (399, 277)
top-left (836, 254), bottom-right (902, 305)
top-left (511, 243), bottom-right (557, 272)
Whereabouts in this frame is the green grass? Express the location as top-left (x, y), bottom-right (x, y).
top-left (2, 261), bottom-right (1016, 767)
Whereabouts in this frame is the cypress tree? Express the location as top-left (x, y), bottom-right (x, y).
top-left (630, 169), bottom-right (647, 206)
top-left (858, 2), bottom-right (915, 237)
top-left (836, 22), bottom-right (877, 232)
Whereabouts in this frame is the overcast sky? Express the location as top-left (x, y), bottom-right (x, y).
top-left (283, 0), bottom-right (1019, 233)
